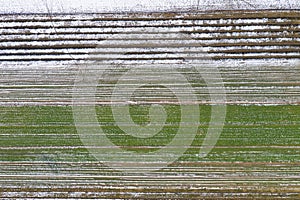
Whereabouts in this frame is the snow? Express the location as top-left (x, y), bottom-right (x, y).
top-left (0, 0), bottom-right (299, 14)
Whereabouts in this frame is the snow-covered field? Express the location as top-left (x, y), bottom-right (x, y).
top-left (0, 11), bottom-right (299, 105)
top-left (0, 0), bottom-right (299, 13)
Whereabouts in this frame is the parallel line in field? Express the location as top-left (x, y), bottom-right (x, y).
top-left (2, 21), bottom-right (300, 29)
top-left (1, 10), bottom-right (299, 21)
top-left (0, 11), bottom-right (299, 199)
top-left (1, 26), bottom-right (299, 34)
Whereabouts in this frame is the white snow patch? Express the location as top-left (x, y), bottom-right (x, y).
top-left (0, 0), bottom-right (299, 14)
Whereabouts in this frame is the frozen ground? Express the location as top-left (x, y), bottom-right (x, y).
top-left (0, 0), bottom-right (299, 13)
top-left (0, 10), bottom-right (299, 105)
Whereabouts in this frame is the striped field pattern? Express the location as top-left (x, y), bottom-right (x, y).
top-left (0, 10), bottom-right (300, 199)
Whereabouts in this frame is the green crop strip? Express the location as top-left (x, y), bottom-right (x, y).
top-left (0, 105), bottom-right (299, 163)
